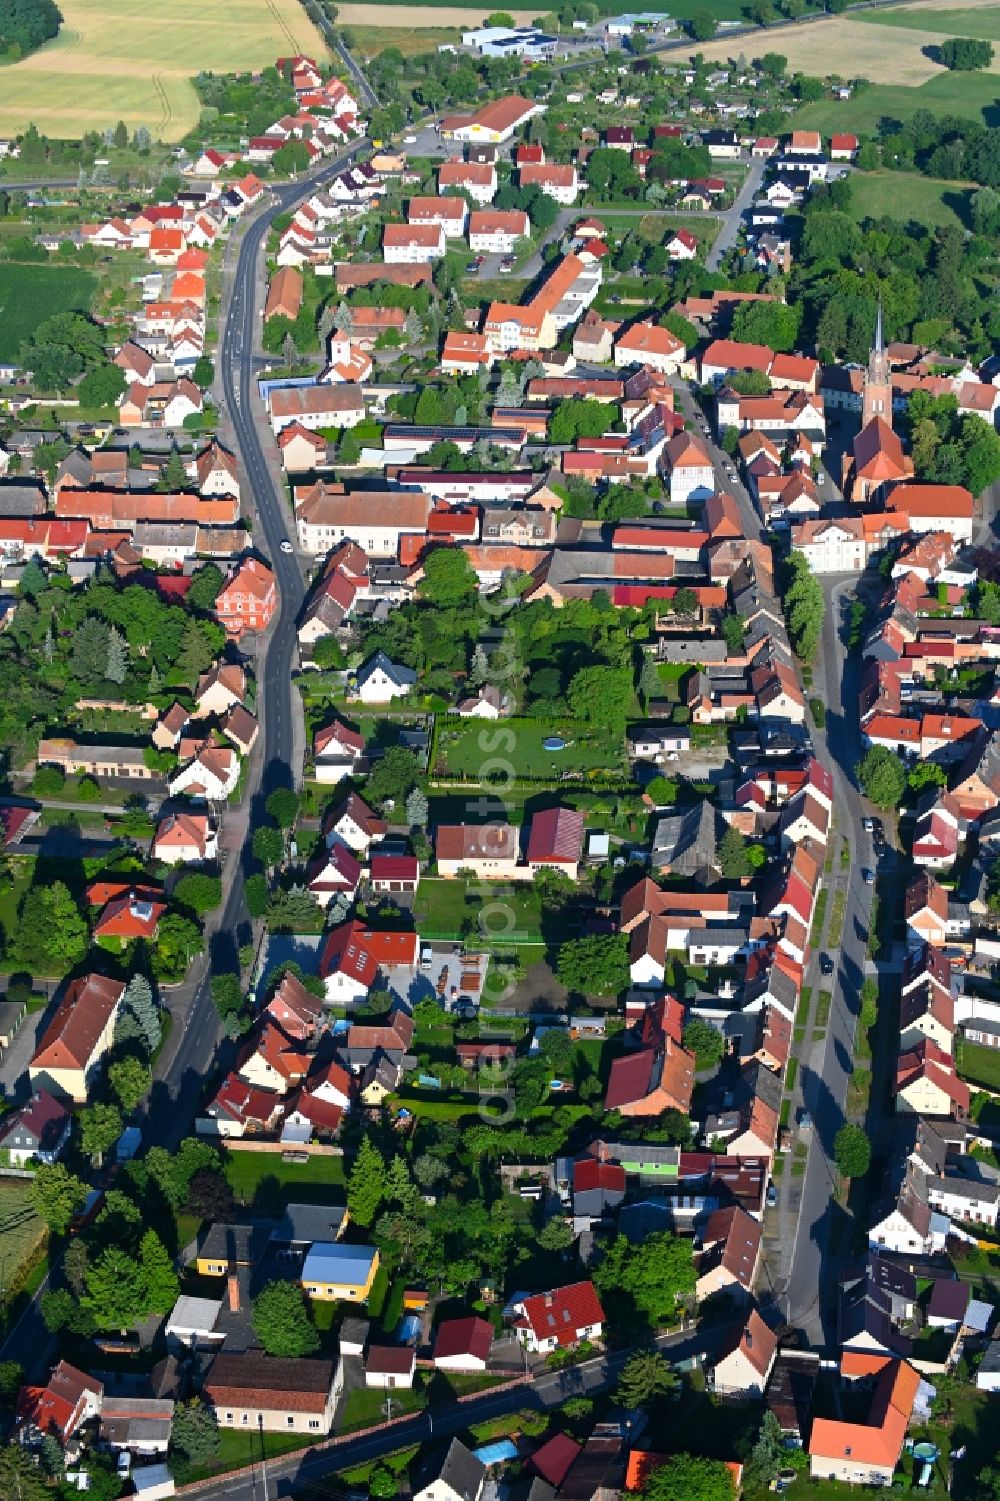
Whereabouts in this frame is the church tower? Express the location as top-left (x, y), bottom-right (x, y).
top-left (861, 299), bottom-right (892, 428)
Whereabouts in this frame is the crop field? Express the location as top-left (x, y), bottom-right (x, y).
top-left (0, 0), bottom-right (327, 141)
top-left (860, 1), bottom-right (1000, 41)
top-left (848, 170), bottom-right (971, 227)
top-left (0, 263), bottom-right (97, 364)
top-left (791, 69), bottom-right (1000, 133)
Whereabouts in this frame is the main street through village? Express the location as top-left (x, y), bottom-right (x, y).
top-left (669, 381), bottom-right (879, 1347)
top-left (145, 147), bottom-right (365, 1154)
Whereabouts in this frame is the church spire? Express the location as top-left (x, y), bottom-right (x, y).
top-left (862, 296), bottom-right (891, 428)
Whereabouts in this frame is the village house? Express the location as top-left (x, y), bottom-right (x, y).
top-left (29, 974), bottom-right (126, 1103)
top-left (203, 1354), bottom-right (342, 1435)
top-left (510, 1282), bottom-right (605, 1353)
top-left (712, 1306), bottom-right (777, 1398)
top-left (215, 558), bottom-right (276, 636)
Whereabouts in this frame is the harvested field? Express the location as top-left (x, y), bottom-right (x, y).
top-left (0, 0), bottom-right (326, 141)
top-left (355, 26), bottom-right (464, 55)
top-left (679, 13), bottom-right (1000, 84)
top-left (338, 3), bottom-right (535, 22)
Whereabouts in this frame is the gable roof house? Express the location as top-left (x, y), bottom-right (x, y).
top-left (433, 1317), bottom-right (494, 1372)
top-left (203, 1353), bottom-right (342, 1435)
top-left (0, 1090), bottom-right (72, 1167)
top-left (29, 974), bottom-right (126, 1103)
top-left (511, 1282), bottom-right (605, 1353)
top-left (695, 1204), bottom-right (762, 1304)
top-left (413, 1440), bottom-right (487, 1501)
top-left (15, 1361), bottom-right (103, 1448)
top-left (526, 806), bottom-right (585, 880)
top-left (711, 1305), bottom-right (777, 1398)
top-left (809, 1356), bottom-right (920, 1486)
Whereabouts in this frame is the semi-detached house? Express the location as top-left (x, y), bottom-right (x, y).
top-left (407, 196), bottom-right (468, 238)
top-left (469, 210), bottom-right (529, 254)
top-left (383, 222), bottom-right (446, 263)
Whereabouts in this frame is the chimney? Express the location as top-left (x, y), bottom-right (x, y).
top-left (228, 1270), bottom-right (240, 1312)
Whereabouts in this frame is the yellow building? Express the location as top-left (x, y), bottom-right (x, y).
top-left (301, 1242), bottom-right (379, 1302)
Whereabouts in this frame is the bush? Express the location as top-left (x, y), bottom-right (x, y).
top-left (32, 765), bottom-right (65, 796)
top-left (809, 696), bottom-right (826, 728)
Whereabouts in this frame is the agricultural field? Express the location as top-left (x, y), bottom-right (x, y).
top-left (0, 263), bottom-right (97, 364)
top-left (0, 0), bottom-right (327, 141)
top-left (792, 69), bottom-right (1000, 134)
top-left (338, 0), bottom-right (752, 16)
top-left (848, 170), bottom-right (971, 228)
top-left (686, 12), bottom-right (1000, 86)
top-left (860, 1), bottom-right (1000, 41)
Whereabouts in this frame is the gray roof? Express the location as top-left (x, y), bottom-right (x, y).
top-left (0, 481), bottom-right (46, 516)
top-left (652, 801), bottom-right (728, 882)
top-left (418, 1439), bottom-right (486, 1501)
top-left (198, 1222), bottom-right (270, 1265)
top-left (981, 1339), bottom-right (1000, 1376)
top-left (270, 1203), bottom-right (348, 1246)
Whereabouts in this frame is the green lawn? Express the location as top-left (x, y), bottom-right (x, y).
top-left (223, 1148), bottom-right (345, 1212)
top-left (181, 1426), bottom-right (313, 1483)
top-left (792, 69), bottom-right (1000, 134)
top-left (433, 716), bottom-right (625, 780)
top-left (413, 877), bottom-right (544, 945)
top-left (0, 1180), bottom-right (46, 1320)
top-left (957, 1037), bottom-right (1000, 1091)
top-left (860, 4), bottom-right (1000, 41)
top-left (0, 263), bottom-right (97, 363)
top-left (340, 1383), bottom-right (426, 1433)
top-left (848, 171), bottom-right (970, 229)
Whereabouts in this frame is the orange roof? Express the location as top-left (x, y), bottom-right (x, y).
top-left (810, 1359), bottom-right (919, 1470)
top-left (616, 321), bottom-right (684, 359)
top-left (887, 483), bottom-right (973, 519)
top-left (440, 161), bottom-right (495, 187)
top-left (853, 417), bottom-right (907, 483)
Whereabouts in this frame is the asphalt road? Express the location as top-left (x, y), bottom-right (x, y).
top-left (184, 1322), bottom-right (735, 1501)
top-left (779, 573), bottom-right (878, 1343)
top-left (143, 144), bottom-right (365, 1150)
top-left (706, 155), bottom-right (765, 273)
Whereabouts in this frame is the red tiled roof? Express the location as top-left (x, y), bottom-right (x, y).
top-left (433, 1316), bottom-right (493, 1364)
top-left (516, 1281), bottom-right (605, 1347)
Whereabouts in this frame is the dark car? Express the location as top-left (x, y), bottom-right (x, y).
top-left (819, 953), bottom-right (834, 975)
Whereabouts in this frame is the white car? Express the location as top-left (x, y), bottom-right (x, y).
top-left (280, 540), bottom-right (293, 554)
top-left (404, 135), bottom-right (417, 144)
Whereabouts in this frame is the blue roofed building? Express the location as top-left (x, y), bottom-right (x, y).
top-left (301, 1242), bottom-right (379, 1303)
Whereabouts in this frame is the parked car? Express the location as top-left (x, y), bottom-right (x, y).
top-left (766, 1183), bottom-right (778, 1207)
top-left (819, 953), bottom-right (833, 975)
top-left (863, 868), bottom-right (875, 885)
